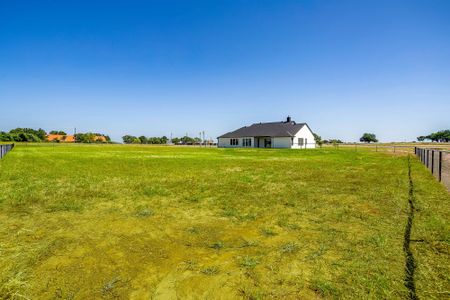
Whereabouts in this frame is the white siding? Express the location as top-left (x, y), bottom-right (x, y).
top-left (218, 137), bottom-right (255, 148)
top-left (272, 137), bottom-right (292, 148)
top-left (292, 125), bottom-right (316, 149)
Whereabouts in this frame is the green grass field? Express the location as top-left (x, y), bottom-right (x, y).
top-left (0, 144), bottom-right (449, 299)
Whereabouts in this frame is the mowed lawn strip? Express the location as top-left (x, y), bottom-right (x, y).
top-left (0, 144), bottom-right (448, 299)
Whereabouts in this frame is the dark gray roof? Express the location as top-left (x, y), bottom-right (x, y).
top-left (218, 121), bottom-right (307, 138)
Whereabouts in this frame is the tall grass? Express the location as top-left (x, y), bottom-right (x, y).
top-left (0, 144), bottom-right (448, 299)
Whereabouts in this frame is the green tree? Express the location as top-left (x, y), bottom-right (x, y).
top-left (139, 136), bottom-right (148, 144)
top-left (429, 130), bottom-right (450, 142)
top-left (16, 132), bottom-right (40, 142)
top-left (74, 132), bottom-right (109, 143)
top-left (122, 135), bottom-right (136, 144)
top-left (0, 131), bottom-right (13, 142)
top-left (360, 133), bottom-right (378, 143)
top-left (36, 128), bottom-right (47, 140)
top-left (323, 139), bottom-right (343, 144)
top-left (417, 136), bottom-right (426, 142)
top-left (9, 128), bottom-right (46, 141)
top-left (181, 136), bottom-right (195, 144)
top-left (313, 133), bottom-right (323, 147)
top-left (74, 133), bottom-right (87, 143)
top-left (50, 130), bottom-right (67, 135)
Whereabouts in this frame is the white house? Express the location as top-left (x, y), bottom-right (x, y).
top-left (218, 117), bottom-right (316, 149)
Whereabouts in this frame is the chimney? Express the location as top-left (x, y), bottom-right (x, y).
top-left (286, 116), bottom-right (291, 123)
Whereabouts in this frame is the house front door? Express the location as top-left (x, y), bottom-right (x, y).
top-left (264, 138), bottom-right (271, 148)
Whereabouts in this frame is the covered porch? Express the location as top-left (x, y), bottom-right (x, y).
top-left (254, 136), bottom-right (273, 148)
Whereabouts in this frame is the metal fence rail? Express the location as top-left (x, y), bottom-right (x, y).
top-left (0, 143), bottom-right (15, 159)
top-left (415, 147), bottom-right (450, 191)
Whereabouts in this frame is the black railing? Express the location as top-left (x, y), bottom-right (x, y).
top-left (0, 143), bottom-right (15, 159)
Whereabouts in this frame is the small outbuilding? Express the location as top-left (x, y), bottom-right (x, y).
top-left (218, 117), bottom-right (316, 149)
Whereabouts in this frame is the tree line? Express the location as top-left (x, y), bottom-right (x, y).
top-left (313, 133), bottom-right (344, 147)
top-left (122, 135), bottom-right (207, 145)
top-left (0, 128), bottom-right (110, 143)
top-left (0, 128), bottom-right (46, 142)
top-left (417, 130), bottom-right (450, 142)
top-left (315, 132), bottom-right (377, 145)
top-left (122, 135), bottom-right (168, 144)
top-left (74, 133), bottom-right (111, 143)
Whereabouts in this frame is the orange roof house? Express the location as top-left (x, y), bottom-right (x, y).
top-left (46, 134), bottom-right (75, 142)
top-left (95, 135), bottom-right (107, 142)
top-left (46, 134), bottom-right (107, 143)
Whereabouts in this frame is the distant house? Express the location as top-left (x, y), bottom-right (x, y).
top-left (47, 134), bottom-right (75, 142)
top-left (92, 135), bottom-right (107, 142)
top-left (218, 117), bottom-right (316, 149)
top-left (46, 134), bottom-right (107, 143)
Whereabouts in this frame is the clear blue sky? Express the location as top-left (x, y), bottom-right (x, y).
top-left (1, 0), bottom-right (449, 142)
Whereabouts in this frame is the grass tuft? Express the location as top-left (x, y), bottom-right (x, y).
top-left (261, 227), bottom-right (277, 237)
top-left (134, 206), bottom-right (153, 218)
top-left (280, 242), bottom-right (299, 254)
top-left (239, 256), bottom-right (259, 269)
top-left (201, 266), bottom-right (220, 276)
top-left (209, 241), bottom-right (224, 250)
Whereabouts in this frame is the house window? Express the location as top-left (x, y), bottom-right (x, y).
top-left (243, 138), bottom-right (252, 147)
top-left (298, 138), bottom-right (304, 147)
top-left (230, 138), bottom-right (239, 146)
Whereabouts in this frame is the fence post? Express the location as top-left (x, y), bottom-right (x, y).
top-left (431, 150), bottom-right (434, 174)
top-left (439, 151), bottom-right (442, 182)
